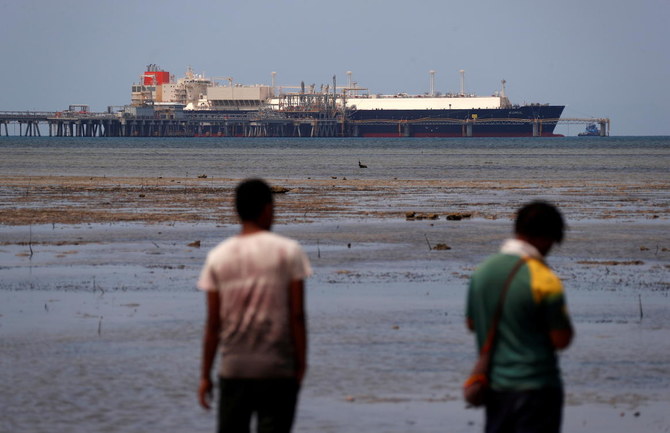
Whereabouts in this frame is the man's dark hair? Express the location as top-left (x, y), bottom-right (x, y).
top-left (235, 179), bottom-right (273, 222)
top-left (514, 201), bottom-right (565, 243)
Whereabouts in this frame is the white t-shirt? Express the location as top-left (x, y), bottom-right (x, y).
top-left (198, 231), bottom-right (312, 378)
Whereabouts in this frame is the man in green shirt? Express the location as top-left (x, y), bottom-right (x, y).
top-left (466, 201), bottom-right (574, 433)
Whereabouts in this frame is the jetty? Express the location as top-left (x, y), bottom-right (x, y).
top-left (0, 107), bottom-right (610, 138)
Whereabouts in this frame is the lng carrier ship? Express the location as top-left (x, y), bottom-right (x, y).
top-left (7, 65), bottom-right (607, 138)
top-left (130, 65), bottom-right (565, 137)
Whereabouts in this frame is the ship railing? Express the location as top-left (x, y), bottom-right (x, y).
top-left (184, 112), bottom-right (252, 121)
top-left (0, 111), bottom-right (57, 119)
top-left (50, 112), bottom-right (118, 120)
top-left (349, 117), bottom-right (566, 125)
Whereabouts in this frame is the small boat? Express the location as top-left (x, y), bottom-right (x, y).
top-left (578, 123), bottom-right (600, 136)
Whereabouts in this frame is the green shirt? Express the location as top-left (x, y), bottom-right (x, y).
top-left (466, 251), bottom-right (572, 391)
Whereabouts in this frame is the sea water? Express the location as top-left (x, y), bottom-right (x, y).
top-left (0, 136), bottom-right (669, 181)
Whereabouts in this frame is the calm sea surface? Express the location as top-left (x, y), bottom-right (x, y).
top-left (1, 136), bottom-right (669, 181)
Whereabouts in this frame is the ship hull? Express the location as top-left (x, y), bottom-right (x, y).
top-left (347, 105), bottom-right (565, 137)
top-left (172, 105), bottom-right (565, 138)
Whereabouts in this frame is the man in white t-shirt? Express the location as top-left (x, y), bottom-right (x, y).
top-left (198, 179), bottom-right (312, 433)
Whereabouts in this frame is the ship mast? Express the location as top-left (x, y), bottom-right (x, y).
top-left (429, 70), bottom-right (436, 96)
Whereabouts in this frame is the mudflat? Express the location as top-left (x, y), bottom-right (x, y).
top-left (1, 174), bottom-right (669, 433)
top-left (1, 175), bottom-right (667, 225)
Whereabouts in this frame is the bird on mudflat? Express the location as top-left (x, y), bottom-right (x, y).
top-left (358, 160), bottom-right (368, 168)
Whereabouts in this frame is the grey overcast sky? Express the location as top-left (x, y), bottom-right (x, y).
top-left (1, 0), bottom-right (668, 136)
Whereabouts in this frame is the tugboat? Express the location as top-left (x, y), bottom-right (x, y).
top-left (578, 123), bottom-right (600, 136)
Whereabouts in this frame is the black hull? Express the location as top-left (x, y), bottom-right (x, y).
top-left (346, 105), bottom-right (565, 137)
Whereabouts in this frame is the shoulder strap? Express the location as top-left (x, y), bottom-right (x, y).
top-left (480, 257), bottom-right (527, 354)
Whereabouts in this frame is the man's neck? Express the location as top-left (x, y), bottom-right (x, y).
top-left (501, 238), bottom-right (543, 259)
top-left (240, 221), bottom-right (268, 236)
top-left (515, 235), bottom-right (552, 258)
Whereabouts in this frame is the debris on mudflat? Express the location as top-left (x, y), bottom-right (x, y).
top-left (197, 174), bottom-right (207, 179)
top-left (446, 212), bottom-right (472, 221)
top-left (432, 243), bottom-right (451, 251)
top-left (271, 186), bottom-right (291, 194)
top-left (405, 212), bottom-right (439, 221)
top-left (187, 240), bottom-right (201, 248)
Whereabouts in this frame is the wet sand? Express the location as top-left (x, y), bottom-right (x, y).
top-left (1, 175), bottom-right (669, 432)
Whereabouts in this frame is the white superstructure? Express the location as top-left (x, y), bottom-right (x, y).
top-left (207, 85), bottom-right (274, 110)
top-left (344, 95), bottom-right (509, 111)
top-left (131, 66), bottom-right (273, 110)
top-left (131, 66), bottom-right (514, 113)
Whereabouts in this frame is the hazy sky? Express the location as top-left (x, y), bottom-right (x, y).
top-left (1, 0), bottom-right (668, 136)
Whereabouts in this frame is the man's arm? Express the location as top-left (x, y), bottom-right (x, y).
top-left (550, 327), bottom-right (573, 350)
top-left (199, 291), bottom-right (221, 410)
top-left (289, 279), bottom-right (307, 384)
top-left (466, 317), bottom-right (475, 331)
top-left (545, 293), bottom-right (574, 350)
